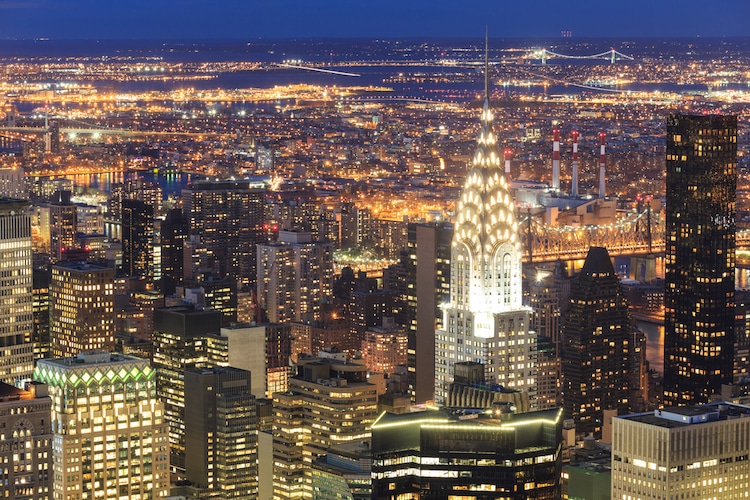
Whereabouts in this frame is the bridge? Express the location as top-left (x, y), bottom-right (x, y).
top-left (520, 207), bottom-right (750, 263)
top-left (531, 48), bottom-right (635, 65)
top-left (0, 114), bottom-right (233, 141)
top-left (0, 134), bottom-right (25, 154)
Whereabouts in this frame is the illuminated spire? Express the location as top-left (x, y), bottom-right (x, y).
top-left (452, 31), bottom-right (522, 315)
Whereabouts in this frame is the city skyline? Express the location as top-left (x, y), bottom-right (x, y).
top-left (0, 0), bottom-right (749, 40)
top-left (1, 26), bottom-right (750, 498)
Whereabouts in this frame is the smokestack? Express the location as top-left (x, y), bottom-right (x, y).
top-left (504, 149), bottom-right (512, 176)
top-left (599, 132), bottom-right (606, 198)
top-left (571, 130), bottom-right (579, 197)
top-left (552, 129), bottom-right (560, 191)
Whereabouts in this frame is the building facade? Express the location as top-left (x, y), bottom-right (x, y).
top-left (182, 180), bottom-right (266, 288)
top-left (121, 198), bottom-right (154, 280)
top-left (48, 191), bottom-right (77, 263)
top-left (0, 198), bottom-right (34, 385)
top-left (371, 407), bottom-right (563, 499)
top-left (664, 114), bottom-right (737, 405)
top-left (612, 403), bottom-right (750, 499)
top-left (184, 366), bottom-right (258, 499)
top-left (50, 263), bottom-right (115, 358)
top-left (272, 357), bottom-right (378, 499)
top-left (152, 305), bottom-right (221, 476)
top-left (405, 222), bottom-right (452, 405)
top-left (562, 246), bottom-right (631, 437)
top-left (0, 381), bottom-right (52, 500)
top-left (34, 352), bottom-right (169, 500)
top-left (257, 230), bottom-right (333, 324)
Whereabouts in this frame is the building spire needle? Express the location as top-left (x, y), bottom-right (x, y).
top-left (485, 26), bottom-right (490, 103)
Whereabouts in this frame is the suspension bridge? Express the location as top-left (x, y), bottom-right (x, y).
top-left (530, 47), bottom-right (635, 65)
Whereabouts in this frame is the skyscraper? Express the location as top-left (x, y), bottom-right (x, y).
top-left (152, 305), bottom-right (222, 476)
top-left (434, 43), bottom-right (536, 405)
top-left (562, 246), bottom-right (631, 437)
top-left (272, 357), bottom-right (378, 499)
top-left (121, 198), bottom-right (154, 280)
top-left (32, 268), bottom-right (52, 360)
top-left (257, 230), bottom-right (333, 324)
top-left (34, 352), bottom-right (169, 500)
top-left (159, 207), bottom-right (189, 294)
top-left (405, 222), bottom-right (452, 405)
top-left (664, 114), bottom-right (737, 406)
top-left (50, 262), bottom-right (115, 358)
top-left (184, 366), bottom-right (258, 499)
top-left (182, 180), bottom-right (266, 288)
top-left (0, 199), bottom-right (34, 385)
top-left (48, 190), bottom-right (77, 263)
top-left (371, 407), bottom-right (563, 499)
top-left (612, 403), bottom-right (750, 499)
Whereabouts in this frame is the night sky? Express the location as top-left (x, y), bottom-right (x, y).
top-left (0, 0), bottom-right (749, 40)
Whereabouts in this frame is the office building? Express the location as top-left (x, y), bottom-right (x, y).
top-left (257, 230), bottom-right (333, 324)
top-left (371, 407), bottom-right (563, 499)
top-left (0, 381), bottom-right (52, 500)
top-left (159, 208), bottom-right (189, 294)
top-left (612, 403), bottom-right (750, 499)
top-left (213, 323), bottom-right (292, 398)
top-left (360, 318), bottom-right (407, 378)
top-left (272, 357), bottom-right (378, 499)
top-left (34, 352), bottom-right (169, 499)
top-left (434, 59), bottom-right (536, 405)
top-left (182, 180), bottom-right (266, 288)
top-left (290, 319), bottom-right (354, 361)
top-left (348, 287), bottom-right (392, 349)
top-left (184, 366), bottom-right (257, 499)
top-left (664, 114), bottom-right (737, 405)
top-left (200, 276), bottom-right (238, 327)
top-left (75, 203), bottom-right (104, 236)
top-left (121, 198), bottom-right (154, 280)
top-left (446, 361), bottom-right (531, 413)
top-left (264, 184), bottom-right (319, 234)
top-left (109, 178), bottom-right (162, 221)
top-left (404, 222), bottom-right (452, 404)
top-left (50, 263), bottom-right (115, 358)
top-left (562, 246), bottom-right (631, 437)
top-left (310, 441), bottom-right (372, 500)
top-left (32, 268), bottom-right (52, 360)
top-left (152, 305), bottom-right (221, 476)
top-left (0, 199), bottom-right (34, 385)
top-left (0, 166), bottom-right (26, 198)
top-left (48, 190), bottom-right (77, 263)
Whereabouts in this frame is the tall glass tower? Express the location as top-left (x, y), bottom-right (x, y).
top-left (664, 113), bottom-right (737, 406)
top-left (434, 38), bottom-right (536, 405)
top-left (0, 198), bottom-right (33, 386)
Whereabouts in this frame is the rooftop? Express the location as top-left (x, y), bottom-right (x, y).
top-left (372, 406), bottom-right (562, 430)
top-left (0, 381), bottom-right (31, 402)
top-left (39, 351), bottom-right (145, 369)
top-left (618, 402), bottom-right (750, 428)
top-left (52, 262), bottom-right (112, 272)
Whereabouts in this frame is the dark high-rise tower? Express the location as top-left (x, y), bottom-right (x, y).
top-left (664, 114), bottom-right (737, 406)
top-left (562, 246), bottom-right (631, 437)
top-left (159, 208), bottom-right (189, 294)
top-left (121, 198), bottom-right (154, 280)
top-left (405, 222), bottom-right (452, 405)
top-left (182, 180), bottom-right (266, 288)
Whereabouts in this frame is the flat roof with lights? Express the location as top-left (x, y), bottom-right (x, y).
top-left (618, 402), bottom-right (750, 428)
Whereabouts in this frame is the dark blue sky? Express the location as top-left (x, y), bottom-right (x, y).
top-left (0, 0), bottom-right (749, 39)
